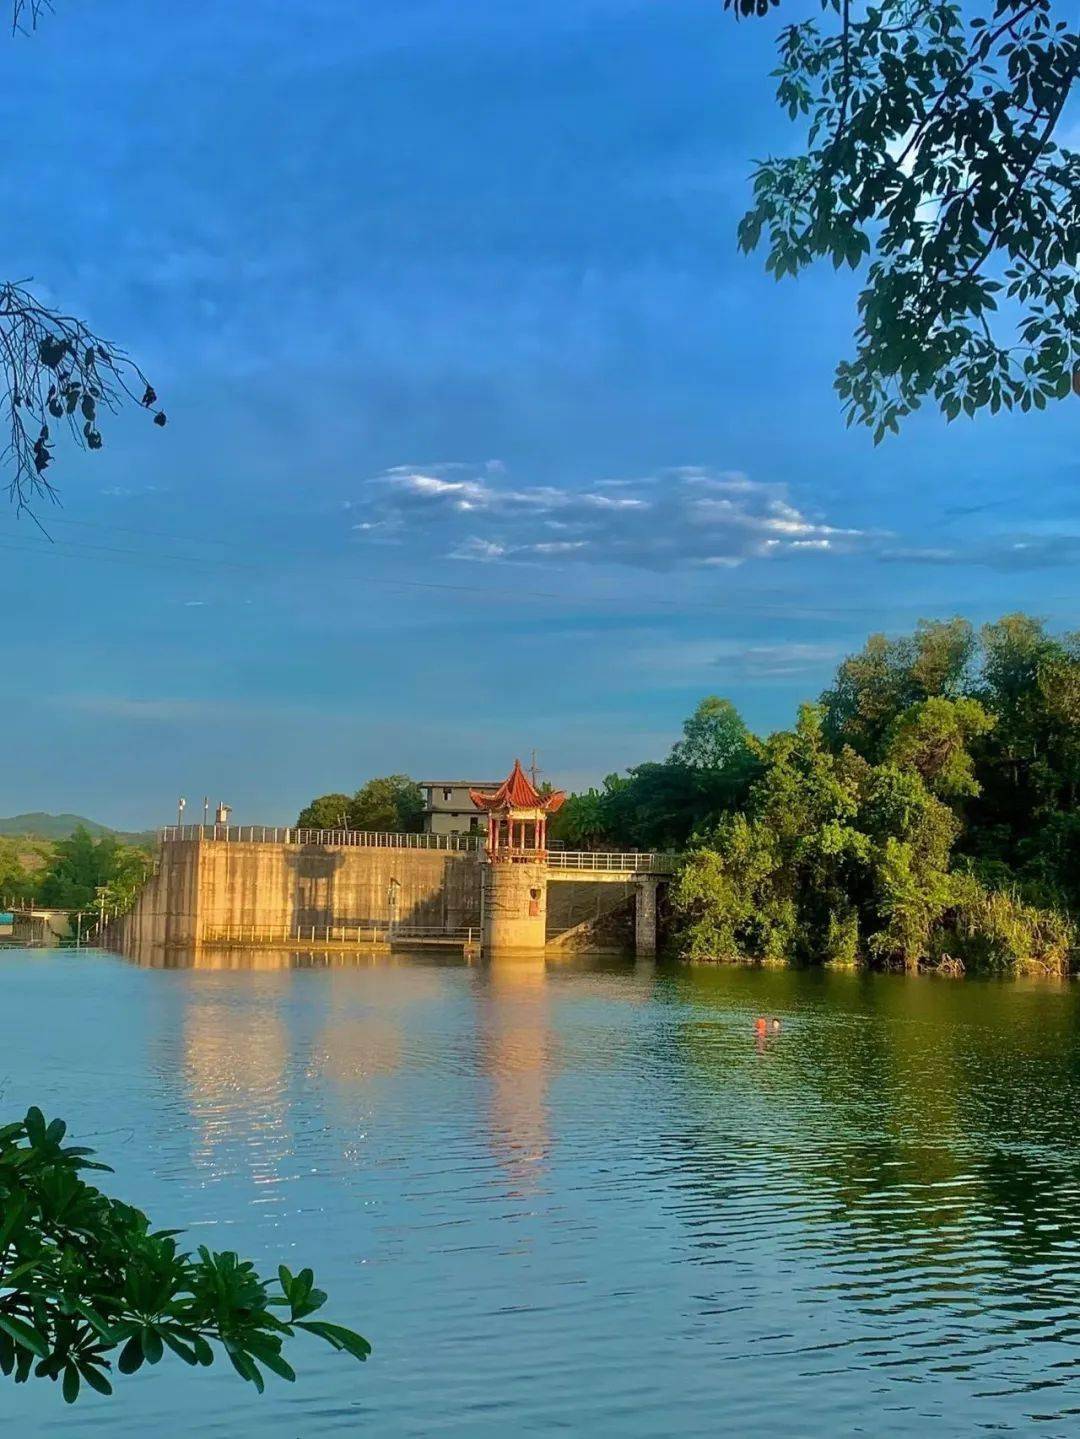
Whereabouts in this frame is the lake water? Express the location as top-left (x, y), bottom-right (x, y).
top-left (4, 947), bottom-right (1080, 1435)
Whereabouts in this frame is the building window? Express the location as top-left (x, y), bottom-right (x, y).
top-left (443, 787), bottom-right (453, 802)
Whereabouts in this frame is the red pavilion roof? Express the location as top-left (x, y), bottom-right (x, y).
top-left (470, 760), bottom-right (566, 815)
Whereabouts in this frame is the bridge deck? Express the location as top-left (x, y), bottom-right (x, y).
top-left (546, 851), bottom-right (676, 877)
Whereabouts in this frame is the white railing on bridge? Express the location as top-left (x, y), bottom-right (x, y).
top-left (198, 920), bottom-right (480, 945)
top-left (157, 829), bottom-right (678, 870)
top-left (546, 851), bottom-right (676, 874)
top-left (159, 825), bottom-right (483, 851)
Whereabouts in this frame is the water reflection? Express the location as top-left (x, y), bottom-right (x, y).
top-left (180, 983), bottom-right (291, 1209)
top-left (6, 948), bottom-right (1080, 1433)
top-left (477, 958), bottom-right (552, 1195)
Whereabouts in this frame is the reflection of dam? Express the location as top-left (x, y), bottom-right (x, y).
top-left (112, 828), bottom-right (674, 955)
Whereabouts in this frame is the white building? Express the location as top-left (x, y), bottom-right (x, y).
top-left (420, 780), bottom-right (499, 837)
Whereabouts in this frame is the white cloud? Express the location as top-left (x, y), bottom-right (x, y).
top-left (350, 463), bottom-right (865, 572)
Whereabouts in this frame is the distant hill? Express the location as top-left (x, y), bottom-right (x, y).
top-left (0, 813), bottom-right (156, 846)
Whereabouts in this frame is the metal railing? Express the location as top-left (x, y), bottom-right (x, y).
top-left (546, 851), bottom-right (677, 873)
top-left (156, 828), bottom-right (676, 872)
top-left (197, 920), bottom-right (480, 945)
top-left (159, 825), bottom-right (483, 851)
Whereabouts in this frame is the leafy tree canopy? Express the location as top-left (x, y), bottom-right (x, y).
top-left (297, 777), bottom-right (424, 834)
top-left (0, 1107), bottom-right (369, 1403)
top-left (295, 794), bottom-right (354, 830)
top-left (570, 612), bottom-right (1080, 973)
top-left (552, 697), bottom-right (759, 851)
top-left (29, 827), bottom-right (152, 917)
top-left (0, 838), bottom-right (45, 904)
top-left (736, 0), bottom-right (1079, 435)
top-left (820, 616), bottom-right (976, 756)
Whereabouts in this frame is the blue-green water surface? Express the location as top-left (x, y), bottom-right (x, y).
top-left (3, 946), bottom-right (1080, 1436)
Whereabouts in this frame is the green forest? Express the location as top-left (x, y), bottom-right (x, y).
top-left (550, 614), bottom-right (1080, 976)
top-left (0, 828), bottom-right (153, 918)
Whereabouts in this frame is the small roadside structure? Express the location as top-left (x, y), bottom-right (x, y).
top-left (9, 908), bottom-right (72, 947)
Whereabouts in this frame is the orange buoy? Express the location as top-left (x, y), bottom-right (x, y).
top-left (754, 1016), bottom-right (768, 1035)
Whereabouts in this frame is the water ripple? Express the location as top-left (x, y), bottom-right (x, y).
top-left (3, 950), bottom-right (1080, 1433)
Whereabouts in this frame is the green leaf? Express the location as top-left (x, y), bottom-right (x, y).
top-left (71, 1299), bottom-right (114, 1339)
top-left (226, 1347), bottom-right (264, 1393)
top-left (297, 1320), bottom-right (372, 1361)
top-left (141, 1326), bottom-right (164, 1365)
top-left (244, 1334), bottom-right (296, 1383)
top-left (160, 1328), bottom-right (199, 1366)
top-left (0, 1194), bottom-right (28, 1249)
top-left (77, 1362), bottom-right (114, 1397)
top-left (117, 1336), bottom-right (144, 1374)
top-left (23, 1107), bottom-right (46, 1147)
top-left (62, 1363), bottom-right (81, 1404)
top-left (192, 1333), bottom-right (215, 1367)
top-left (0, 1314), bottom-right (49, 1359)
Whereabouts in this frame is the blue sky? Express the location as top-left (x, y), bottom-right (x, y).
top-left (1, 0), bottom-right (1077, 828)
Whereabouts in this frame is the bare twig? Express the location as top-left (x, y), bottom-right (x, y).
top-left (0, 283), bottom-right (166, 513)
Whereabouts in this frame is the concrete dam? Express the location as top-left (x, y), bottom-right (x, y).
top-left (112, 827), bottom-right (674, 956)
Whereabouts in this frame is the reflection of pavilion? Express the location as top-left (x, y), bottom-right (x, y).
top-left (477, 957), bottom-right (552, 1195)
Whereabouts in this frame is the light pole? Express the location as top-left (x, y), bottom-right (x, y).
top-left (177, 795), bottom-right (186, 828)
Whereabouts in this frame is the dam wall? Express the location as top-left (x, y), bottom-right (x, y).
top-left (113, 839), bottom-right (483, 949)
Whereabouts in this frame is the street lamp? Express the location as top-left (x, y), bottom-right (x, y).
top-left (177, 796), bottom-right (186, 828)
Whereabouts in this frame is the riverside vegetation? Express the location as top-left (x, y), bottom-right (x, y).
top-left (0, 828), bottom-right (153, 921)
top-left (551, 614), bottom-right (1079, 976)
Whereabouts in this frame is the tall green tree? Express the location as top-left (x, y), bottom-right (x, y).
top-left (668, 614), bottom-right (1079, 973)
top-left (34, 828), bottom-right (151, 916)
top-left (554, 698), bottom-right (759, 851)
top-left (348, 775), bottom-right (424, 833)
top-left (296, 793), bottom-right (353, 830)
top-left (296, 778), bottom-right (424, 834)
top-left (821, 617), bottom-right (975, 757)
top-left (0, 839), bottom-right (41, 904)
top-left (884, 695), bottom-right (996, 800)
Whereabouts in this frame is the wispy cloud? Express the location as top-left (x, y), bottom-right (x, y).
top-left (882, 533), bottom-right (1080, 571)
top-left (727, 641), bottom-right (845, 678)
top-left (633, 636), bottom-right (846, 684)
top-left (349, 463), bottom-right (866, 572)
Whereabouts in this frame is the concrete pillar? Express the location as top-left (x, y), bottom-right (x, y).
top-left (635, 879), bottom-right (658, 957)
top-left (483, 860), bottom-right (548, 953)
